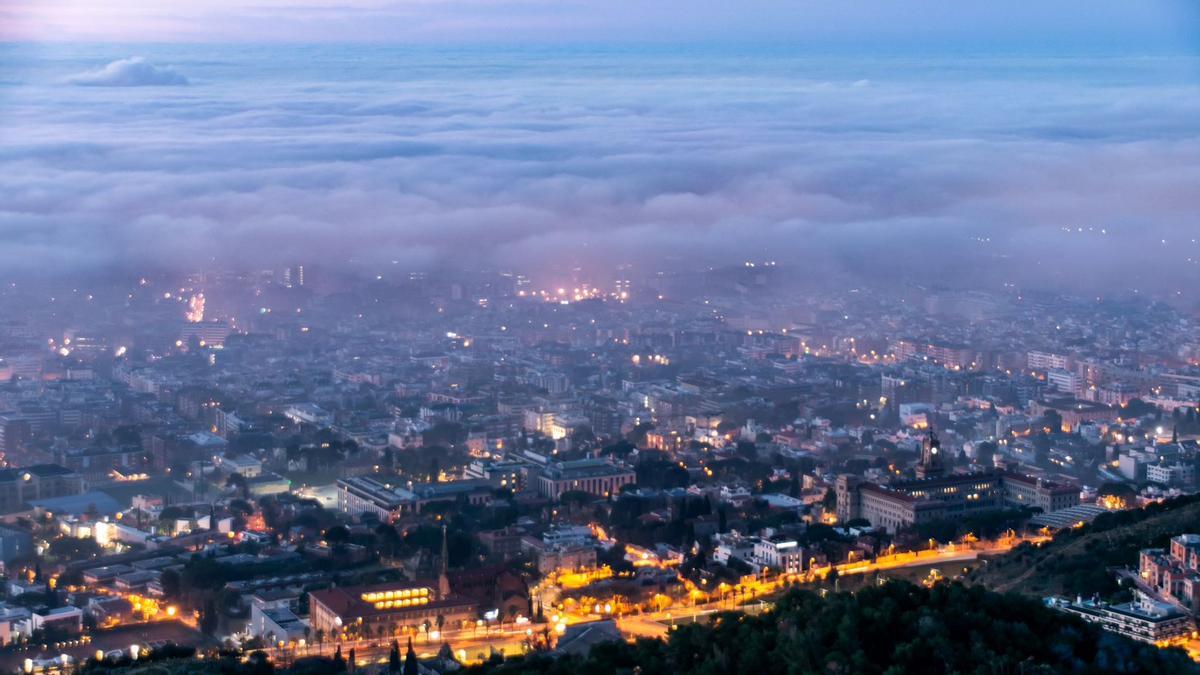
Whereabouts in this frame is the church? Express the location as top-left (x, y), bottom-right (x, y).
top-left (308, 527), bottom-right (479, 639)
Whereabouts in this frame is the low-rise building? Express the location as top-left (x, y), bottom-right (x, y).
top-left (753, 538), bottom-right (805, 574)
top-left (1046, 594), bottom-right (1193, 643)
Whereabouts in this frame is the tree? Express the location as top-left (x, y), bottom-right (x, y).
top-left (199, 599), bottom-right (219, 635)
top-left (160, 569), bottom-right (182, 599)
top-left (332, 645), bottom-right (346, 673)
top-left (389, 640), bottom-right (401, 672)
top-left (246, 650), bottom-right (272, 675)
top-left (324, 525), bottom-right (351, 545)
top-left (47, 537), bottom-right (102, 561)
top-left (1041, 409), bottom-right (1064, 433)
top-left (403, 638), bottom-right (419, 675)
top-left (466, 581), bottom-right (1199, 675)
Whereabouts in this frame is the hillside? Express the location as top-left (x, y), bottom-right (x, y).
top-left (467, 581), bottom-right (1196, 675)
top-left (968, 494), bottom-right (1200, 599)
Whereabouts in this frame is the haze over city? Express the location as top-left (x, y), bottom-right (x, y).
top-left (1, 3), bottom-right (1200, 675)
top-left (2, 2), bottom-right (1200, 294)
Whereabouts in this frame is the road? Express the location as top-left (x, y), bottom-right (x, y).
top-left (2, 537), bottom-right (1041, 672)
top-left (577, 536), bottom-right (1047, 644)
top-left (284, 536), bottom-right (1046, 667)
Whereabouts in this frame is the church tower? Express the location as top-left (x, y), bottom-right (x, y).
top-left (437, 524), bottom-right (451, 598)
top-left (916, 429), bottom-right (945, 479)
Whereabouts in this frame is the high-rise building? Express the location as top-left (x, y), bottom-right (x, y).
top-left (282, 265), bottom-right (305, 288)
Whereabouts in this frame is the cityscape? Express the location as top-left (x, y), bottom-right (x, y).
top-left (2, 2), bottom-right (1200, 675)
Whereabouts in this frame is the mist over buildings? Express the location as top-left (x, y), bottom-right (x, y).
top-left (1, 42), bottom-right (1199, 298)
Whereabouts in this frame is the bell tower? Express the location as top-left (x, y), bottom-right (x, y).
top-left (437, 524), bottom-right (451, 598)
top-left (917, 429), bottom-right (945, 479)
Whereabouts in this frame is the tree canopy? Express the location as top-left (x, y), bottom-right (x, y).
top-left (467, 581), bottom-right (1196, 675)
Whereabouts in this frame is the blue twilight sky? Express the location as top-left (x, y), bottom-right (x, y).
top-left (1, 2), bottom-right (1200, 292)
top-left (2, 1), bottom-right (1199, 48)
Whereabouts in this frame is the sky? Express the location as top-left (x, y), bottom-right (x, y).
top-left (2, 2), bottom-right (1200, 294)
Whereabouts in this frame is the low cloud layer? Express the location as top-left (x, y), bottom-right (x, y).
top-left (67, 57), bottom-right (188, 87)
top-left (2, 45), bottom-right (1199, 294)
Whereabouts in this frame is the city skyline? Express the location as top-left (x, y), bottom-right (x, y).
top-left (1, 5), bottom-right (1200, 674)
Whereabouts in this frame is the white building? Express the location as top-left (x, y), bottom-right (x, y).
top-left (753, 538), bottom-right (805, 574)
top-left (249, 604), bottom-right (308, 643)
top-left (1146, 462), bottom-right (1196, 488)
top-left (217, 454), bottom-right (263, 478)
top-left (1028, 351), bottom-right (1072, 372)
top-left (283, 403), bottom-right (332, 427)
top-left (1046, 593), bottom-right (1193, 644)
top-left (541, 525), bottom-right (595, 549)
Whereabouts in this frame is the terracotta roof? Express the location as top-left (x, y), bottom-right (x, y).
top-left (309, 581), bottom-right (476, 621)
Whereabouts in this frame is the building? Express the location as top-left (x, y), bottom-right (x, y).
top-left (1000, 473), bottom-right (1080, 513)
top-left (1146, 462), bottom-right (1196, 489)
top-left (915, 430), bottom-right (946, 479)
top-left (338, 476), bottom-right (412, 521)
top-left (753, 538), bottom-right (805, 574)
top-left (1046, 595), bottom-right (1193, 644)
top-left (1140, 534), bottom-right (1200, 609)
top-left (309, 536), bottom-right (476, 638)
top-left (245, 472), bottom-right (292, 497)
top-left (541, 526), bottom-right (594, 549)
top-left (463, 460), bottom-right (527, 491)
top-left (337, 475), bottom-right (495, 520)
top-left (307, 576), bottom-right (475, 638)
top-left (1046, 369), bottom-right (1083, 398)
top-left (837, 434), bottom-right (1079, 533)
top-left (0, 604), bottom-right (32, 645)
top-left (1028, 351), bottom-right (1072, 372)
top-left (217, 454), bottom-right (263, 478)
top-left (30, 607), bottom-right (83, 635)
top-left (0, 465), bottom-right (85, 515)
top-left (249, 604), bottom-right (307, 644)
top-left (477, 527), bottom-right (524, 561)
top-left (926, 342), bottom-right (973, 370)
top-left (532, 543), bottom-right (597, 576)
top-left (1029, 399), bottom-right (1117, 432)
top-left (54, 446), bottom-right (147, 482)
top-left (0, 527), bottom-right (32, 564)
top-left (179, 320), bottom-right (232, 348)
top-left (283, 403), bottom-right (333, 427)
top-left (535, 459), bottom-right (636, 500)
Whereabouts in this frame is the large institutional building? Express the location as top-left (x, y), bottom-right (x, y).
top-left (836, 432), bottom-right (1079, 533)
top-left (0, 465), bottom-right (85, 514)
top-left (534, 458), bottom-right (636, 500)
top-left (336, 475), bottom-right (494, 521)
top-left (308, 530), bottom-right (478, 637)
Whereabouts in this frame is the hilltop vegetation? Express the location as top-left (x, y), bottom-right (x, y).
top-left (968, 493), bottom-right (1200, 599)
top-left (469, 581), bottom-right (1195, 675)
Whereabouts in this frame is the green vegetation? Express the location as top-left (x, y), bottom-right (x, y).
top-left (469, 581), bottom-right (1195, 675)
top-left (969, 493), bottom-right (1200, 599)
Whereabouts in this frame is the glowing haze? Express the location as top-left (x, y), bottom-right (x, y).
top-left (2, 2), bottom-right (1200, 293)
